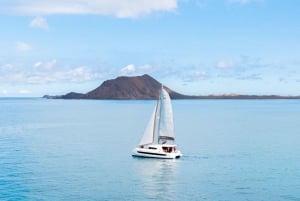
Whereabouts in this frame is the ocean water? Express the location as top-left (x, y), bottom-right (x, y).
top-left (1, 98), bottom-right (300, 201)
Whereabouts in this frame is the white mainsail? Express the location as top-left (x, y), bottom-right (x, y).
top-left (158, 88), bottom-right (175, 141)
top-left (139, 88), bottom-right (175, 146)
top-left (138, 103), bottom-right (158, 146)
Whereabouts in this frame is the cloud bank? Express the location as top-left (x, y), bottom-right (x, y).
top-left (1, 0), bottom-right (177, 18)
top-left (0, 59), bottom-right (103, 84)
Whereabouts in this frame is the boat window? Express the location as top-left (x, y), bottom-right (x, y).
top-left (148, 147), bottom-right (157, 150)
top-left (163, 147), bottom-right (173, 153)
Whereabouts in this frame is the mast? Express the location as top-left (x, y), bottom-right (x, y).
top-left (152, 100), bottom-right (159, 143)
top-left (157, 85), bottom-right (163, 143)
top-left (157, 88), bottom-right (163, 144)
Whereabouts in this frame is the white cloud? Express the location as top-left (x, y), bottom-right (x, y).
top-left (33, 62), bottom-right (42, 68)
top-left (30, 16), bottom-right (48, 30)
top-left (2, 0), bottom-right (177, 18)
top-left (33, 59), bottom-right (57, 70)
top-left (120, 64), bottom-right (136, 75)
top-left (16, 41), bottom-right (32, 52)
top-left (119, 64), bottom-right (155, 76)
top-left (217, 59), bottom-right (236, 69)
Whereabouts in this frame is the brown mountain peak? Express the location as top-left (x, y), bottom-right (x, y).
top-left (86, 74), bottom-right (164, 99)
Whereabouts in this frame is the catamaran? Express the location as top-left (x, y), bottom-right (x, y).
top-left (132, 87), bottom-right (182, 159)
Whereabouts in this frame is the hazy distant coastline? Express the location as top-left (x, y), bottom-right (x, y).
top-left (44, 74), bottom-right (300, 100)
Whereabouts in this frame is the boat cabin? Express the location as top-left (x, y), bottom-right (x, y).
top-left (139, 144), bottom-right (177, 153)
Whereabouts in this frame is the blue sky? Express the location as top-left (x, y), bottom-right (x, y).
top-left (0, 0), bottom-right (300, 96)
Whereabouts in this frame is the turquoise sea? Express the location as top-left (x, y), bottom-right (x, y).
top-left (1, 98), bottom-right (300, 201)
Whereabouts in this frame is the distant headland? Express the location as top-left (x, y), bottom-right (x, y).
top-left (43, 74), bottom-right (300, 100)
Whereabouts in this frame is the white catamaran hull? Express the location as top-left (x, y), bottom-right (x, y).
top-left (132, 144), bottom-right (182, 159)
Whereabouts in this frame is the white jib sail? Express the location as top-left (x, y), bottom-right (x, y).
top-left (158, 88), bottom-right (175, 140)
top-left (138, 103), bottom-right (158, 146)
